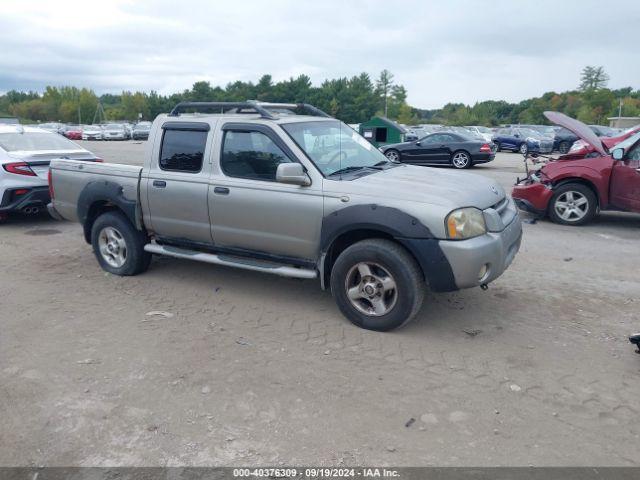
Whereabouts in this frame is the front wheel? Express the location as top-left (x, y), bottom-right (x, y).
top-left (548, 183), bottom-right (597, 226)
top-left (91, 211), bottom-right (151, 275)
top-left (330, 239), bottom-right (425, 331)
top-left (385, 149), bottom-right (400, 162)
top-left (451, 151), bottom-right (471, 169)
top-left (519, 143), bottom-right (528, 155)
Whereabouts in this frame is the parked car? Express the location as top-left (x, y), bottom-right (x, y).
top-left (0, 125), bottom-right (101, 220)
top-left (492, 127), bottom-right (554, 155)
top-left (380, 131), bottom-right (495, 169)
top-left (47, 101), bottom-right (521, 332)
top-left (588, 125), bottom-right (619, 137)
top-left (565, 124), bottom-right (640, 159)
top-left (465, 126), bottom-right (494, 143)
top-left (102, 123), bottom-right (128, 140)
top-left (61, 125), bottom-right (82, 140)
top-left (551, 126), bottom-right (580, 154)
top-left (132, 122), bottom-right (152, 140)
top-left (512, 111), bottom-right (640, 225)
top-left (81, 124), bottom-right (103, 140)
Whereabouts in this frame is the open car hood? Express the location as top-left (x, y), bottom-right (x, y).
top-left (544, 111), bottom-right (608, 156)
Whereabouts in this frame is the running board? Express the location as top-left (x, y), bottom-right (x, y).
top-left (144, 243), bottom-right (317, 279)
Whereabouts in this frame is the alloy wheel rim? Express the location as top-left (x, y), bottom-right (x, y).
top-left (345, 262), bottom-right (398, 317)
top-left (98, 226), bottom-right (127, 268)
top-left (386, 151), bottom-right (399, 161)
top-left (519, 144), bottom-right (527, 154)
top-left (554, 191), bottom-right (589, 221)
top-left (452, 152), bottom-right (469, 168)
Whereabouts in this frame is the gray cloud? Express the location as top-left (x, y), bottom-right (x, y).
top-left (0, 0), bottom-right (638, 108)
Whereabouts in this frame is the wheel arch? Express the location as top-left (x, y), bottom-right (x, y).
top-left (551, 177), bottom-right (602, 210)
top-left (318, 204), bottom-right (448, 291)
top-left (78, 181), bottom-right (142, 244)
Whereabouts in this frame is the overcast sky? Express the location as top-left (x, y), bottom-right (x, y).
top-left (1, 0), bottom-right (638, 108)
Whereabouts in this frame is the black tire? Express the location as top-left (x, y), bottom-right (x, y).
top-left (558, 141), bottom-right (571, 154)
top-left (330, 239), bottom-right (425, 331)
top-left (91, 211), bottom-right (151, 276)
top-left (494, 141), bottom-right (501, 152)
top-left (451, 150), bottom-right (472, 169)
top-left (547, 183), bottom-right (597, 226)
top-left (519, 142), bottom-right (528, 155)
top-left (385, 149), bottom-right (401, 162)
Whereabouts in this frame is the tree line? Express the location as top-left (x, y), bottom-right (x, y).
top-left (1, 66), bottom-right (637, 127)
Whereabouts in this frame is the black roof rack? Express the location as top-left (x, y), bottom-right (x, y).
top-left (168, 100), bottom-right (331, 119)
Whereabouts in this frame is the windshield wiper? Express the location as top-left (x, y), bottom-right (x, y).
top-left (328, 166), bottom-right (369, 176)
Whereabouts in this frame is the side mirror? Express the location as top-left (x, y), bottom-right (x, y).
top-left (612, 148), bottom-right (624, 160)
top-left (514, 134), bottom-right (520, 138)
top-left (415, 141), bottom-right (421, 146)
top-left (276, 163), bottom-right (311, 186)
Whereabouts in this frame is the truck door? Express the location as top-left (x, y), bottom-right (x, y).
top-left (609, 142), bottom-right (640, 212)
top-left (144, 121), bottom-right (214, 243)
top-left (209, 123), bottom-right (323, 261)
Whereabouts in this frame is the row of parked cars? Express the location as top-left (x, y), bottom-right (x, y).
top-left (405, 123), bottom-right (625, 156)
top-left (28, 122), bottom-right (152, 141)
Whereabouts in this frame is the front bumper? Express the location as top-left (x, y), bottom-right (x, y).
top-left (512, 181), bottom-right (553, 213)
top-left (438, 214), bottom-right (522, 289)
top-left (0, 186), bottom-right (51, 213)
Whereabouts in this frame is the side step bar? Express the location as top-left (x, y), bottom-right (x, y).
top-left (144, 243), bottom-right (317, 279)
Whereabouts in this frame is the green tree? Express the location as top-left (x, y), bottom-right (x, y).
top-left (375, 70), bottom-right (394, 117)
top-left (579, 66), bottom-right (610, 91)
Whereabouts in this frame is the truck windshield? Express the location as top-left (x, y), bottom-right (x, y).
top-left (282, 121), bottom-right (392, 176)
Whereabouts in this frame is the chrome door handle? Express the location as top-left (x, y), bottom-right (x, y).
top-left (152, 180), bottom-right (166, 188)
top-left (214, 187), bottom-right (230, 195)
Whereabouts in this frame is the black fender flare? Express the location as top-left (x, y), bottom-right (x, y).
top-left (319, 204), bottom-right (457, 292)
top-left (77, 180), bottom-right (140, 243)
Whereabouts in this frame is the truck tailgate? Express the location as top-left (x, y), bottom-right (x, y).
top-left (50, 159), bottom-right (142, 222)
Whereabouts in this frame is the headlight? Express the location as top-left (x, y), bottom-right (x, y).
top-left (445, 207), bottom-right (486, 240)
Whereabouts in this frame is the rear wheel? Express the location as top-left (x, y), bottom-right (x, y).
top-left (330, 239), bottom-right (425, 331)
top-left (548, 183), bottom-right (597, 226)
top-left (558, 141), bottom-right (571, 154)
top-left (91, 211), bottom-right (151, 275)
top-left (494, 141), bottom-right (501, 152)
top-left (385, 149), bottom-right (400, 162)
top-left (451, 150), bottom-right (472, 169)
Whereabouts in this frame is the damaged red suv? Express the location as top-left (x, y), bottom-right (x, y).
top-left (512, 111), bottom-right (640, 225)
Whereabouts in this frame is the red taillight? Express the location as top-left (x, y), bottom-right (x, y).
top-left (3, 162), bottom-right (37, 176)
top-left (48, 168), bottom-right (55, 200)
top-left (14, 189), bottom-right (29, 196)
top-left (480, 143), bottom-right (492, 153)
top-left (94, 158), bottom-right (104, 163)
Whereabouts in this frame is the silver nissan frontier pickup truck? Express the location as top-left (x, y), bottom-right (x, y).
top-left (48, 101), bottom-right (522, 331)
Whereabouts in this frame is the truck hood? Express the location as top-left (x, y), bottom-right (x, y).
top-left (329, 164), bottom-right (505, 210)
top-left (544, 111), bottom-right (608, 156)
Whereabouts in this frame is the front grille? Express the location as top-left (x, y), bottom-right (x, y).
top-left (484, 196), bottom-right (517, 231)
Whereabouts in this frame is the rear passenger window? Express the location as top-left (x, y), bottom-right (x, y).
top-left (221, 130), bottom-right (293, 181)
top-left (159, 129), bottom-right (207, 172)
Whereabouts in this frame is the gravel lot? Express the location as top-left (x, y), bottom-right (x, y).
top-left (1, 140), bottom-right (639, 466)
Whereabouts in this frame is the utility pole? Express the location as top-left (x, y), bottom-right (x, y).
top-left (618, 98), bottom-right (623, 118)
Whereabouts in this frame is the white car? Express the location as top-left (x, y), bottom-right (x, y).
top-left (466, 126), bottom-right (494, 143)
top-left (81, 124), bottom-right (103, 140)
top-left (0, 125), bottom-right (100, 219)
top-left (102, 123), bottom-right (128, 140)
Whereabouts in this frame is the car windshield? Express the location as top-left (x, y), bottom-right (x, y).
top-left (84, 125), bottom-right (101, 130)
top-left (135, 124), bottom-right (151, 130)
top-left (0, 132), bottom-right (83, 151)
top-left (105, 124), bottom-right (123, 129)
top-left (475, 126), bottom-right (491, 133)
top-left (282, 120), bottom-right (391, 176)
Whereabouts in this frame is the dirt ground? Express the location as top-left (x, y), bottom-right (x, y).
top-left (1, 141), bottom-right (639, 466)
